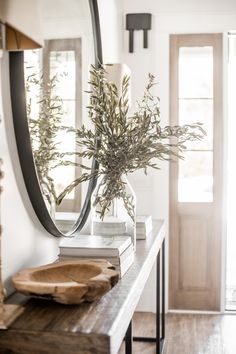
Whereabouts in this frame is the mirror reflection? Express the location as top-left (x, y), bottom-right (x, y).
top-left (23, 0), bottom-right (95, 233)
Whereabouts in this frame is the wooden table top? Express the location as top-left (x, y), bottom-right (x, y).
top-left (0, 220), bottom-right (165, 354)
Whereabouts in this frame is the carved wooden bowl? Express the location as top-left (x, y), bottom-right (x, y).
top-left (12, 260), bottom-right (119, 305)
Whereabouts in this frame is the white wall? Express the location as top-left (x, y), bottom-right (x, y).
top-left (98, 0), bottom-right (122, 63)
top-left (121, 0), bottom-right (236, 312)
top-left (0, 54), bottom-right (59, 295)
top-left (0, 0), bottom-right (121, 295)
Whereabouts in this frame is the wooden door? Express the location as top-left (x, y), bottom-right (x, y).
top-left (169, 34), bottom-right (223, 311)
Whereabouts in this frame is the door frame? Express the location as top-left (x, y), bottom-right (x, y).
top-left (169, 33), bottom-right (226, 312)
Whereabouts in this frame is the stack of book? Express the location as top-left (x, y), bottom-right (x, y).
top-left (58, 235), bottom-right (134, 277)
top-left (136, 215), bottom-right (153, 239)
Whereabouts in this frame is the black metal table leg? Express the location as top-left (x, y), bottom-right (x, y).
top-left (161, 239), bottom-right (165, 342)
top-left (133, 239), bottom-right (165, 353)
top-left (125, 320), bottom-right (132, 354)
top-left (156, 251), bottom-right (161, 354)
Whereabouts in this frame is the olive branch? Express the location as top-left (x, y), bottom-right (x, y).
top-left (56, 65), bottom-right (206, 220)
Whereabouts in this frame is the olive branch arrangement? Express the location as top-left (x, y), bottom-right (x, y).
top-left (56, 65), bottom-right (206, 220)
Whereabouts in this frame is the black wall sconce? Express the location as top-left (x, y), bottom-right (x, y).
top-left (126, 13), bottom-right (152, 53)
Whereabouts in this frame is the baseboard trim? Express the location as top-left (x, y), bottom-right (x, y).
top-left (168, 309), bottom-right (222, 315)
top-left (224, 310), bottom-right (236, 315)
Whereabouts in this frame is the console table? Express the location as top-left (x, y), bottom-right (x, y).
top-left (0, 220), bottom-right (165, 354)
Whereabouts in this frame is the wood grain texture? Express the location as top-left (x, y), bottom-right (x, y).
top-left (0, 220), bottom-right (165, 354)
top-left (179, 216), bottom-right (209, 290)
top-left (12, 260), bottom-right (119, 305)
top-left (169, 33), bottom-right (223, 311)
top-left (119, 312), bottom-right (236, 354)
top-left (6, 24), bottom-right (41, 50)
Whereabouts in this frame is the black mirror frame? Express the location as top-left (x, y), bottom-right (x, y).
top-left (9, 0), bottom-right (103, 237)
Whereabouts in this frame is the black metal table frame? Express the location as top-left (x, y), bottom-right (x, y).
top-left (125, 239), bottom-right (165, 354)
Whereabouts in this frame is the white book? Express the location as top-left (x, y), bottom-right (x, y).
top-left (136, 215), bottom-right (152, 228)
top-left (136, 230), bottom-right (152, 240)
top-left (115, 251), bottom-right (134, 277)
top-left (59, 235), bottom-right (131, 257)
top-left (136, 215), bottom-right (152, 234)
top-left (58, 243), bottom-right (134, 266)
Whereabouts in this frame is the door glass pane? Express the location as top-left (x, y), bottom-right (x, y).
top-left (178, 151), bottom-right (213, 202)
top-left (179, 47), bottom-right (213, 99)
top-left (50, 51), bottom-right (76, 99)
top-left (178, 46), bottom-right (214, 202)
top-left (179, 99), bottom-right (213, 150)
top-left (24, 50), bottom-right (41, 121)
top-left (49, 50), bottom-right (77, 199)
top-left (50, 119), bottom-right (76, 199)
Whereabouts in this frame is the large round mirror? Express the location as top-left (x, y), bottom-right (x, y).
top-left (9, 0), bottom-right (102, 236)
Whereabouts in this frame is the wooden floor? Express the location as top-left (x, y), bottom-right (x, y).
top-left (118, 312), bottom-right (236, 354)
